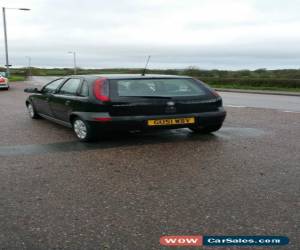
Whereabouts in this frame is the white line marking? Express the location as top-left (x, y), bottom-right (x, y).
top-left (283, 110), bottom-right (300, 113)
top-left (225, 105), bottom-right (300, 113)
top-left (225, 105), bottom-right (247, 108)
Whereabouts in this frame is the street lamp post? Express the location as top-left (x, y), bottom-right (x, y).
top-left (2, 7), bottom-right (30, 77)
top-left (68, 51), bottom-right (77, 75)
top-left (2, 8), bottom-right (9, 77)
top-left (26, 56), bottom-right (31, 79)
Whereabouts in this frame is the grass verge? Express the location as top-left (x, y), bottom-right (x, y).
top-left (8, 76), bottom-right (26, 82)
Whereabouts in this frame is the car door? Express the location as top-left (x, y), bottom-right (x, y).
top-left (33, 78), bottom-right (65, 116)
top-left (50, 78), bottom-right (83, 122)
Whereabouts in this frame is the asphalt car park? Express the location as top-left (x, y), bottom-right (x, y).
top-left (0, 82), bottom-right (299, 249)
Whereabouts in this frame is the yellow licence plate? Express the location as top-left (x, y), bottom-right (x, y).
top-left (147, 117), bottom-right (195, 126)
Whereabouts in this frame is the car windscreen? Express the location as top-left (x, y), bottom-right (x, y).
top-left (115, 78), bottom-right (208, 97)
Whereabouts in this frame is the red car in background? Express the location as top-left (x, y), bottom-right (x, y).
top-left (0, 76), bottom-right (9, 90)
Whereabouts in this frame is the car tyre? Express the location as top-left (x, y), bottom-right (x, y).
top-left (72, 118), bottom-right (95, 142)
top-left (27, 102), bottom-right (39, 119)
top-left (189, 124), bottom-right (222, 134)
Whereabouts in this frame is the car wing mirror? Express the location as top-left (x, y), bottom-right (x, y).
top-left (24, 87), bottom-right (40, 93)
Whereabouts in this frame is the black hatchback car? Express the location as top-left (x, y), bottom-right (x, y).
top-left (25, 75), bottom-right (226, 141)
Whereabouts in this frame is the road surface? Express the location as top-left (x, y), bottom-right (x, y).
top-left (221, 91), bottom-right (300, 112)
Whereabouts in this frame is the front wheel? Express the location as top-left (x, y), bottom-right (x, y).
top-left (72, 118), bottom-right (95, 142)
top-left (189, 124), bottom-right (223, 134)
top-left (27, 103), bottom-right (39, 119)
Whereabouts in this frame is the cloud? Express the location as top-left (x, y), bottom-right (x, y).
top-left (1, 0), bottom-right (300, 69)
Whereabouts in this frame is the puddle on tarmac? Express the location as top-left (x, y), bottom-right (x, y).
top-left (216, 127), bottom-right (266, 139)
top-left (0, 127), bottom-right (266, 156)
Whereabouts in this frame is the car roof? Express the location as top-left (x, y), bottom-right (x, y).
top-left (67, 74), bottom-right (191, 80)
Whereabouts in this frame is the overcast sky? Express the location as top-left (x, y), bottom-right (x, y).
top-left (1, 0), bottom-right (300, 69)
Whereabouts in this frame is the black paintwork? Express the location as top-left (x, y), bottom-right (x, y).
top-left (24, 74), bottom-right (226, 131)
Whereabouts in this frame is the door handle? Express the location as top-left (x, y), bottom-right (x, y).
top-left (65, 100), bottom-right (71, 106)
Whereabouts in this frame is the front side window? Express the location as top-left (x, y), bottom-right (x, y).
top-left (43, 79), bottom-right (65, 93)
top-left (116, 78), bottom-right (207, 97)
top-left (58, 78), bottom-right (81, 95)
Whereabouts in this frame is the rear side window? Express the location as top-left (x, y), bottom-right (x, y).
top-left (43, 78), bottom-right (65, 93)
top-left (58, 78), bottom-right (81, 95)
top-left (116, 78), bottom-right (207, 97)
top-left (79, 81), bottom-right (89, 97)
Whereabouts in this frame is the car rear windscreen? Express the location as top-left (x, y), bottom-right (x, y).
top-left (116, 78), bottom-right (208, 97)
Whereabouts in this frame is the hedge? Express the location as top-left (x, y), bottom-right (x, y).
top-left (196, 77), bottom-right (300, 88)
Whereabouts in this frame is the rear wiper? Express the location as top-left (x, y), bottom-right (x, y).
top-left (122, 95), bottom-right (172, 99)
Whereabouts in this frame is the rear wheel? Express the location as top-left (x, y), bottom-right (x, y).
top-left (27, 103), bottom-right (39, 119)
top-left (189, 124), bottom-right (222, 134)
top-left (72, 118), bottom-right (95, 142)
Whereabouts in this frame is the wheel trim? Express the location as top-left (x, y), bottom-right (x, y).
top-left (27, 104), bottom-right (34, 117)
top-left (74, 120), bottom-right (87, 139)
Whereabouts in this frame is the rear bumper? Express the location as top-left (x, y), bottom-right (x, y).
top-left (0, 84), bottom-right (9, 89)
top-left (76, 107), bottom-right (226, 131)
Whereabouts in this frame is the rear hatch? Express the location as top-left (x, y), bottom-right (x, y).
top-left (108, 77), bottom-right (222, 116)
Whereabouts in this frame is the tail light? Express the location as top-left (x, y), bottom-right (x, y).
top-left (211, 89), bottom-right (222, 106)
top-left (211, 89), bottom-right (220, 98)
top-left (0, 78), bottom-right (5, 83)
top-left (193, 78), bottom-right (220, 98)
top-left (93, 78), bottom-right (110, 102)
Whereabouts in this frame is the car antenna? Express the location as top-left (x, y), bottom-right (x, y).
top-left (141, 55), bottom-right (151, 76)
